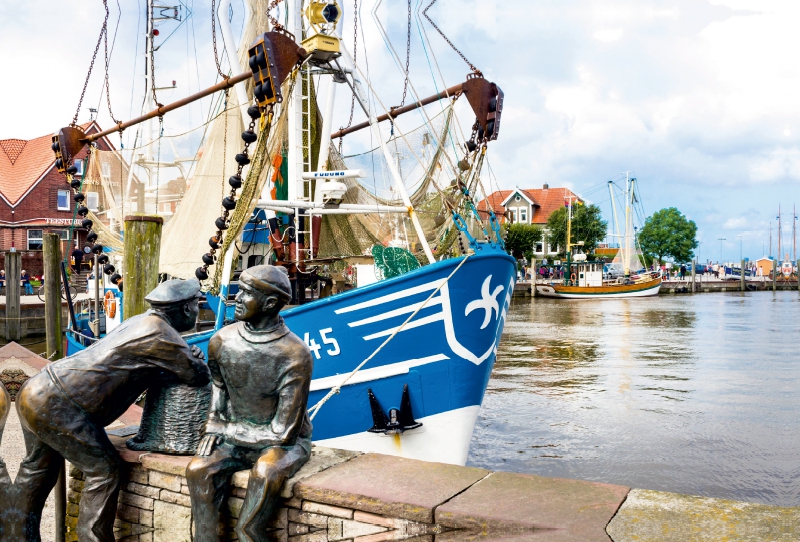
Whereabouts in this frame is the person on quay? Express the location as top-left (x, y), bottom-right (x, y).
top-left (0, 269), bottom-right (5, 294)
top-left (20, 270), bottom-right (33, 295)
top-left (14, 278), bottom-right (211, 542)
top-left (187, 265), bottom-right (313, 542)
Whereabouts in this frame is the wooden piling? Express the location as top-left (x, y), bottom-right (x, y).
top-left (43, 233), bottom-right (64, 360)
top-left (123, 215), bottom-right (163, 320)
top-left (4, 250), bottom-right (20, 341)
top-left (43, 233), bottom-right (66, 542)
top-left (691, 259), bottom-right (696, 293)
top-left (740, 259), bottom-right (746, 292)
top-left (773, 258), bottom-right (777, 292)
top-left (797, 260), bottom-right (800, 292)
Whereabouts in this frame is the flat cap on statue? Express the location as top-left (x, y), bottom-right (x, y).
top-left (240, 265), bottom-right (292, 302)
top-left (145, 278), bottom-right (202, 307)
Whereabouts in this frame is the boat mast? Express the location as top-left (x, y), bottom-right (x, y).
top-left (794, 204), bottom-right (797, 262)
top-left (608, 181), bottom-right (621, 254)
top-left (566, 198), bottom-right (572, 256)
top-left (778, 204), bottom-right (782, 261)
top-left (624, 173), bottom-right (631, 277)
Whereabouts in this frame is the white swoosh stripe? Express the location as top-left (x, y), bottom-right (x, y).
top-left (334, 279), bottom-right (446, 314)
top-left (361, 313), bottom-right (445, 341)
top-left (309, 354), bottom-right (449, 391)
top-left (346, 298), bottom-right (443, 328)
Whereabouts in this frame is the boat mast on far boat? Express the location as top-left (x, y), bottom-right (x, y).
top-left (536, 174), bottom-right (662, 299)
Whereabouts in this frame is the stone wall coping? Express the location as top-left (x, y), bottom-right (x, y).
top-left (101, 432), bottom-right (630, 538)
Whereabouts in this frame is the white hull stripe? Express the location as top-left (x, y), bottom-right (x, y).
top-left (309, 354), bottom-right (449, 392)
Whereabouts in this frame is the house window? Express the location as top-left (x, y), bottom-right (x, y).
top-left (52, 229), bottom-right (69, 241)
top-left (73, 159), bottom-right (84, 177)
top-left (101, 161), bottom-right (111, 179)
top-left (520, 208), bottom-right (528, 223)
top-left (86, 192), bottom-right (99, 211)
top-left (511, 209), bottom-right (518, 223)
top-left (57, 189), bottom-right (70, 211)
top-left (28, 229), bottom-right (43, 250)
top-left (535, 242), bottom-right (543, 253)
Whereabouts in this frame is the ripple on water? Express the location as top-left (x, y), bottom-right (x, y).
top-left (468, 291), bottom-right (800, 506)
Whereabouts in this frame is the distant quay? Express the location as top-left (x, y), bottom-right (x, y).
top-left (513, 278), bottom-right (799, 296)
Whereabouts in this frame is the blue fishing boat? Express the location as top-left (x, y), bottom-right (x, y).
top-left (59, 0), bottom-right (512, 465)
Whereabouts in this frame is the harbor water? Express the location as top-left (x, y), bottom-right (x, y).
top-left (469, 291), bottom-right (800, 507)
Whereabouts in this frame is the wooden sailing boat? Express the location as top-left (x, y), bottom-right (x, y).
top-left (536, 175), bottom-right (661, 299)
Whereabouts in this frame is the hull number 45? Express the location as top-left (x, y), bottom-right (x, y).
top-left (304, 328), bottom-right (340, 359)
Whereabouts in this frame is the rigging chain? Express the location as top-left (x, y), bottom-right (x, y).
top-left (102, 0), bottom-right (119, 125)
top-left (398, 0), bottom-right (412, 108)
top-left (339, 0), bottom-right (358, 154)
top-left (267, 0), bottom-right (285, 31)
top-left (149, 5), bottom-right (162, 109)
top-left (72, 0), bottom-right (111, 126)
top-left (423, 0), bottom-right (482, 76)
top-left (210, 0), bottom-right (228, 80)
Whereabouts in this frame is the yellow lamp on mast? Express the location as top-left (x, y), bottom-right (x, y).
top-left (301, 1), bottom-right (342, 63)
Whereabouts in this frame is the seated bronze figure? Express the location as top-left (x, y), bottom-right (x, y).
top-left (14, 278), bottom-right (211, 542)
top-left (187, 265), bottom-right (313, 542)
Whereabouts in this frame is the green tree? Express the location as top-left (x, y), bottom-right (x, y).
top-left (504, 223), bottom-right (543, 261)
top-left (545, 203), bottom-right (607, 256)
top-left (638, 207), bottom-right (698, 264)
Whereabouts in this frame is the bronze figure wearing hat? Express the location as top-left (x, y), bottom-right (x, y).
top-left (187, 265), bottom-right (313, 542)
top-left (14, 278), bottom-right (211, 542)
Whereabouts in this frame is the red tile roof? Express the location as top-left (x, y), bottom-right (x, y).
top-left (0, 122), bottom-right (99, 206)
top-left (477, 186), bottom-right (580, 224)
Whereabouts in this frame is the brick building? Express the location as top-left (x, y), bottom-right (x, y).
top-left (0, 122), bottom-right (131, 276)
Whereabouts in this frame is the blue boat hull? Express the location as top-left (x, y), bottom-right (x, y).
top-left (67, 249), bottom-right (516, 464)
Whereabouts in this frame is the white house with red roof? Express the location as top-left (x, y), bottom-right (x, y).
top-left (476, 183), bottom-right (582, 256)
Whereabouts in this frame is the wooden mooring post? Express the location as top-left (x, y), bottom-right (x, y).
top-left (691, 258), bottom-right (696, 293)
top-left (4, 250), bottom-right (20, 341)
top-left (123, 215), bottom-right (163, 320)
top-left (797, 260), bottom-right (800, 292)
top-left (43, 233), bottom-right (66, 542)
top-left (740, 259), bottom-right (746, 292)
top-left (43, 233), bottom-right (64, 360)
top-left (773, 259), bottom-right (777, 292)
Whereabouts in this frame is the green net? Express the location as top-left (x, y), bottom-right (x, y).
top-left (371, 244), bottom-right (421, 279)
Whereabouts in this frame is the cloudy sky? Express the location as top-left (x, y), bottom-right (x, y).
top-left (2, 0), bottom-right (799, 262)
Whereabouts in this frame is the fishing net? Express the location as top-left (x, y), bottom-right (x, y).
top-left (371, 244), bottom-right (420, 279)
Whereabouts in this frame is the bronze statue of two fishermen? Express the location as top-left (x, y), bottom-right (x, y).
top-left (11, 265), bottom-right (312, 542)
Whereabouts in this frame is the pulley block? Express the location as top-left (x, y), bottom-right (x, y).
top-left (462, 74), bottom-right (504, 141)
top-left (51, 126), bottom-right (87, 174)
top-left (248, 30), bottom-right (308, 108)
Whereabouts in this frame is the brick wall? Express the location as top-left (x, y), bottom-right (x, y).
top-left (66, 446), bottom-right (444, 542)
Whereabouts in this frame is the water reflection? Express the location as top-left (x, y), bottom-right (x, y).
top-left (469, 292), bottom-right (800, 506)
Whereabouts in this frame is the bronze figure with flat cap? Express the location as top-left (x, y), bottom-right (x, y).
top-left (187, 265), bottom-right (313, 542)
top-left (15, 278), bottom-right (211, 542)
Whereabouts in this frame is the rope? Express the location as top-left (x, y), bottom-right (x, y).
top-left (308, 254), bottom-right (471, 420)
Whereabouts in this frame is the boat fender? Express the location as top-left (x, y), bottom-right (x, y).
top-left (104, 291), bottom-right (117, 318)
